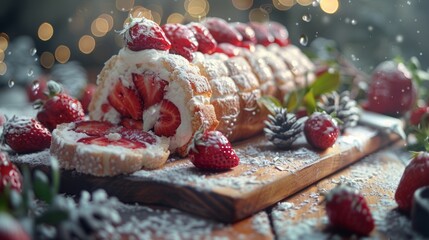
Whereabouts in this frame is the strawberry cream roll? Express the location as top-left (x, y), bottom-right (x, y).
top-left (89, 17), bottom-right (218, 157)
top-left (51, 121), bottom-right (170, 176)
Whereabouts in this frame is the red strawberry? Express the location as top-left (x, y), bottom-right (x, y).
top-left (123, 17), bottom-right (171, 51)
top-left (214, 43), bottom-right (241, 57)
top-left (230, 22), bottom-right (256, 44)
top-left (203, 18), bottom-right (243, 46)
top-left (187, 23), bottom-right (217, 54)
top-left (36, 81), bottom-right (85, 131)
top-left (132, 72), bottom-right (167, 110)
top-left (26, 78), bottom-right (48, 102)
top-left (107, 81), bottom-right (143, 120)
top-left (0, 152), bottom-right (22, 193)
top-left (74, 120), bottom-right (114, 136)
top-left (120, 118), bottom-right (143, 130)
top-left (162, 23), bottom-right (198, 61)
top-left (2, 116), bottom-right (51, 154)
top-left (395, 151), bottom-right (429, 213)
top-left (248, 22), bottom-right (274, 46)
top-left (189, 130), bottom-right (239, 170)
top-left (409, 106), bottom-right (429, 126)
top-left (325, 185), bottom-right (375, 236)
top-left (0, 213), bottom-right (30, 240)
top-left (266, 22), bottom-right (289, 46)
top-left (304, 112), bottom-right (339, 150)
top-left (240, 41), bottom-right (255, 51)
top-left (364, 60), bottom-right (416, 116)
top-left (154, 100), bottom-right (181, 137)
top-left (80, 83), bottom-right (97, 113)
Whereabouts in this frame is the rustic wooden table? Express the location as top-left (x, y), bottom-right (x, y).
top-left (107, 144), bottom-right (422, 239)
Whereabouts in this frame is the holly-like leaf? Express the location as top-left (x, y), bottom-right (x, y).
top-left (309, 70), bottom-right (340, 97)
top-left (304, 89), bottom-right (317, 114)
top-left (284, 90), bottom-right (301, 113)
top-left (50, 157), bottom-right (60, 196)
top-left (258, 96), bottom-right (282, 115)
top-left (35, 208), bottom-right (69, 225)
top-left (34, 170), bottom-right (52, 204)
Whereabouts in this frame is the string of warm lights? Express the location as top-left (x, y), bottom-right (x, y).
top-left (0, 0), bottom-right (339, 73)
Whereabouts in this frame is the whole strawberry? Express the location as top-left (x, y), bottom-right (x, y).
top-left (395, 151), bottom-right (429, 213)
top-left (364, 60), bottom-right (416, 116)
top-left (304, 112), bottom-right (339, 150)
top-left (189, 130), bottom-right (239, 170)
top-left (0, 213), bottom-right (30, 240)
top-left (122, 17), bottom-right (171, 52)
top-left (187, 23), bottom-right (217, 54)
top-left (0, 152), bottom-right (22, 193)
top-left (202, 18), bottom-right (242, 46)
top-left (162, 23), bottom-right (198, 61)
top-left (409, 106), bottom-right (429, 126)
top-left (36, 81), bottom-right (85, 131)
top-left (2, 116), bottom-right (52, 154)
top-left (26, 78), bottom-right (48, 102)
top-left (325, 185), bottom-right (375, 236)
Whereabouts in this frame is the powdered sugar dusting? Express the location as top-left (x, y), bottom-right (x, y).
top-left (10, 149), bottom-right (51, 166)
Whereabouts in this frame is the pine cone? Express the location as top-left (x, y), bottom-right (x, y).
top-left (264, 107), bottom-right (306, 148)
top-left (317, 91), bottom-right (360, 132)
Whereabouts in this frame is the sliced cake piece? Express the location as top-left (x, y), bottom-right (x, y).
top-left (50, 121), bottom-right (170, 176)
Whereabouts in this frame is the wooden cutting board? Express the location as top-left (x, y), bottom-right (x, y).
top-left (13, 125), bottom-right (399, 223)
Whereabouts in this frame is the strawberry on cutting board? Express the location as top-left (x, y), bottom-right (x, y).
top-left (187, 22), bottom-right (217, 54)
top-left (395, 151), bottom-right (429, 213)
top-left (202, 17), bottom-right (243, 46)
top-left (2, 116), bottom-right (51, 154)
top-left (325, 185), bottom-right (375, 236)
top-left (161, 23), bottom-right (198, 61)
top-left (304, 112), bottom-right (340, 150)
top-left (36, 81), bottom-right (85, 131)
top-left (0, 152), bottom-right (22, 193)
top-left (122, 17), bottom-right (171, 52)
top-left (188, 130), bottom-right (239, 170)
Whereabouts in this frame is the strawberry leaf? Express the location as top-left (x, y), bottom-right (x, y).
top-left (258, 96), bottom-right (282, 114)
top-left (34, 170), bottom-right (53, 204)
top-left (304, 89), bottom-right (317, 114)
top-left (309, 70), bottom-right (340, 97)
top-left (284, 90), bottom-right (301, 113)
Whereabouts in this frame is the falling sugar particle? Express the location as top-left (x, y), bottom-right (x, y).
top-left (27, 68), bottom-right (34, 77)
top-left (368, 26), bottom-right (373, 31)
top-left (34, 57), bottom-right (38, 62)
top-left (345, 18), bottom-right (350, 24)
top-left (7, 51), bottom-right (11, 55)
top-left (420, 52), bottom-right (423, 56)
top-left (32, 80), bottom-right (40, 90)
top-left (407, 1), bottom-right (411, 5)
top-left (227, 17), bottom-right (231, 21)
top-left (299, 34), bottom-right (308, 46)
top-left (68, 18), bottom-right (73, 23)
top-left (8, 79), bottom-right (15, 88)
top-left (302, 14), bottom-right (312, 22)
top-left (417, 30), bottom-right (420, 34)
top-left (312, 1), bottom-right (319, 7)
top-left (30, 48), bottom-right (37, 56)
top-left (396, 35), bottom-right (403, 43)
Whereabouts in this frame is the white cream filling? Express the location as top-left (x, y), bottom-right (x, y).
top-left (143, 103), bottom-right (161, 131)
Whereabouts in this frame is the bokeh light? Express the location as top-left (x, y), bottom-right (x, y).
top-left (0, 33), bottom-right (8, 51)
top-left (55, 45), bottom-right (71, 63)
top-left (99, 14), bottom-right (114, 32)
top-left (249, 8), bottom-right (270, 22)
top-left (0, 62), bottom-right (7, 75)
top-left (232, 0), bottom-right (253, 10)
top-left (91, 17), bottom-right (109, 37)
top-left (273, 0), bottom-right (295, 11)
top-left (167, 13), bottom-right (185, 24)
top-left (0, 49), bottom-right (4, 62)
top-left (131, 6), bottom-right (153, 20)
top-left (38, 22), bottom-right (54, 41)
top-left (40, 51), bottom-right (55, 69)
top-left (79, 35), bottom-right (96, 54)
top-left (116, 0), bottom-right (134, 12)
top-left (185, 0), bottom-right (209, 18)
top-left (320, 0), bottom-right (339, 14)
top-left (297, 0), bottom-right (313, 6)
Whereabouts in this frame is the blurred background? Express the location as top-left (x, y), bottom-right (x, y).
top-left (0, 0), bottom-right (428, 86)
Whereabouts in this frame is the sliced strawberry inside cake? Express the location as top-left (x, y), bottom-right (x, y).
top-left (50, 120), bottom-right (169, 176)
